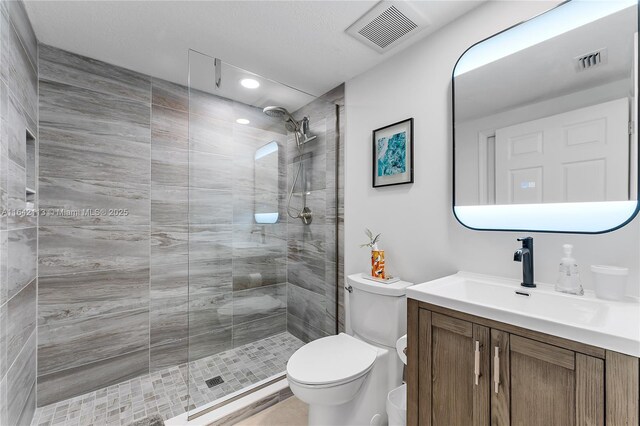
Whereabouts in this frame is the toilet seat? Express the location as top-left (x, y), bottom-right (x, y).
top-left (287, 333), bottom-right (378, 387)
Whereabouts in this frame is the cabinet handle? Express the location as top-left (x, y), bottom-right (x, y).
top-left (493, 346), bottom-right (500, 394)
top-left (474, 341), bottom-right (480, 386)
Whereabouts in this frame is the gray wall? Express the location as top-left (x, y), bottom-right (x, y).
top-left (36, 44), bottom-right (344, 406)
top-left (0, 0), bottom-right (39, 425)
top-left (37, 43), bottom-right (153, 406)
top-left (286, 85), bottom-right (345, 341)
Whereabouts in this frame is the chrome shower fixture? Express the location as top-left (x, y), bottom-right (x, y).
top-left (262, 106), bottom-right (317, 144)
top-left (298, 117), bottom-right (318, 145)
top-left (263, 106), bottom-right (298, 133)
top-left (263, 105), bottom-right (317, 224)
top-left (262, 105), bottom-right (293, 119)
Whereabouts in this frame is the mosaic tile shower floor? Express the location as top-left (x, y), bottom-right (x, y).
top-left (31, 332), bottom-right (304, 426)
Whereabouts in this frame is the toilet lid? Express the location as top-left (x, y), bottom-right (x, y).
top-left (287, 333), bottom-right (378, 386)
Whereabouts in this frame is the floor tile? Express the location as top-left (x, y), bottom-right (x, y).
top-left (31, 332), bottom-right (303, 426)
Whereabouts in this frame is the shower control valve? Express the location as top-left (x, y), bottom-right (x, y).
top-left (299, 207), bottom-right (313, 225)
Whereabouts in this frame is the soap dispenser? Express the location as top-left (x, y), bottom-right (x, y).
top-left (556, 244), bottom-right (584, 295)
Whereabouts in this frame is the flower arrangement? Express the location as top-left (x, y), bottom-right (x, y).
top-left (361, 228), bottom-right (385, 279)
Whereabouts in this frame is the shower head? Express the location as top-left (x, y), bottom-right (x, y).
top-left (263, 106), bottom-right (290, 119)
top-left (263, 106), bottom-right (299, 132)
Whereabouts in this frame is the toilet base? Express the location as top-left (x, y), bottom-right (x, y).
top-left (307, 346), bottom-right (401, 426)
top-left (308, 397), bottom-right (385, 426)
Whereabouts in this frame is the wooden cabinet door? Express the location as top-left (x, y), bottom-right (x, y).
top-left (605, 351), bottom-right (639, 425)
top-left (490, 330), bottom-right (510, 426)
top-left (508, 335), bottom-right (604, 426)
top-left (419, 310), bottom-right (490, 426)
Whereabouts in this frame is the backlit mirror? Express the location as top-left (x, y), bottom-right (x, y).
top-left (254, 141), bottom-right (279, 223)
top-left (453, 0), bottom-right (639, 233)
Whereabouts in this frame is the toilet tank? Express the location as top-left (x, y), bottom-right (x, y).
top-left (347, 274), bottom-right (413, 347)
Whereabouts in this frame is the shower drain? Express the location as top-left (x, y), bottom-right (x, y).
top-left (205, 376), bottom-right (225, 388)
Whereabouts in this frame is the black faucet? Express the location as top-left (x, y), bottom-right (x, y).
top-left (513, 237), bottom-right (535, 288)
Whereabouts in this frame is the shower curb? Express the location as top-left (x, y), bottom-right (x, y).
top-left (165, 375), bottom-right (292, 426)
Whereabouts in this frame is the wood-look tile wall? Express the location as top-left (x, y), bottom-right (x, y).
top-left (35, 44), bottom-right (345, 407)
top-left (286, 84), bottom-right (345, 341)
top-left (37, 43), bottom-right (153, 406)
top-left (0, 0), bottom-right (39, 424)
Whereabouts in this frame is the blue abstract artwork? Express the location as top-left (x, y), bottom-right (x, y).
top-left (377, 131), bottom-right (407, 176)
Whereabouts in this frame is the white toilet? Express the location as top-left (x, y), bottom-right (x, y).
top-left (287, 274), bottom-right (412, 426)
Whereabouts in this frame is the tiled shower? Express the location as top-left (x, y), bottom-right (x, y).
top-left (0, 2), bottom-right (345, 424)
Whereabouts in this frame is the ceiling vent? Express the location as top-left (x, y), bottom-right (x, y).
top-left (575, 48), bottom-right (608, 72)
top-left (346, 1), bottom-right (429, 54)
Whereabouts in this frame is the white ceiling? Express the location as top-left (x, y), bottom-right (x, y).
top-left (24, 0), bottom-right (483, 97)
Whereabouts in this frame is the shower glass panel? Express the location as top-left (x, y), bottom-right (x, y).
top-left (187, 49), bottom-right (340, 418)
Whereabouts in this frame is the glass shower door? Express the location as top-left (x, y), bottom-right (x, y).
top-left (186, 49), bottom-right (341, 419)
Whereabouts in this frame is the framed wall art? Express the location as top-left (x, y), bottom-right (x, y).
top-left (372, 118), bottom-right (414, 187)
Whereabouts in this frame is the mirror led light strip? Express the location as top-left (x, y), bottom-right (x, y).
top-left (454, 0), bottom-right (637, 77)
top-left (454, 201), bottom-right (638, 233)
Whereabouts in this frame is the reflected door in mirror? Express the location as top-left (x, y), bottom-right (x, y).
top-left (495, 98), bottom-right (629, 204)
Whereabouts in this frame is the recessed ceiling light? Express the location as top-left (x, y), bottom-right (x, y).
top-left (236, 118), bottom-right (250, 125)
top-left (240, 78), bottom-right (260, 89)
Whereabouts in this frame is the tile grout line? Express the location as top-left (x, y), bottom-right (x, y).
top-left (1, 9), bottom-right (37, 125)
top-left (3, 275), bottom-right (36, 309)
top-left (187, 73), bottom-right (192, 412)
top-left (4, 327), bottom-right (36, 390)
top-left (148, 78), bottom-right (153, 389)
top-left (34, 32), bottom-right (40, 421)
top-left (6, 5), bottom-right (37, 75)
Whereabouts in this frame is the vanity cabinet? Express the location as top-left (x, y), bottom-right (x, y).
top-left (407, 299), bottom-right (640, 426)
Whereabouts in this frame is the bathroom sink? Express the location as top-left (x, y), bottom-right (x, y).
top-left (407, 272), bottom-right (640, 357)
top-left (428, 274), bottom-right (608, 326)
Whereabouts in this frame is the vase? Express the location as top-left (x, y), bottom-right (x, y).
top-left (371, 249), bottom-right (385, 279)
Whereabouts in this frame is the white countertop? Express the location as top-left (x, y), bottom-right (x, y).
top-left (407, 271), bottom-right (640, 357)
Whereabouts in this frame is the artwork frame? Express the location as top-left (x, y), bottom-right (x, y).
top-left (372, 118), bottom-right (414, 188)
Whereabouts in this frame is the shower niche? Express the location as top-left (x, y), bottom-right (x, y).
top-left (25, 128), bottom-right (36, 208)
